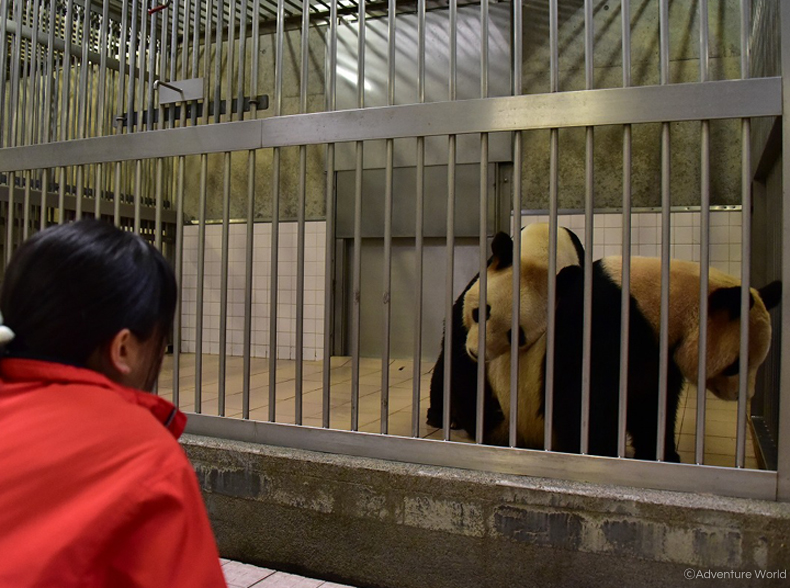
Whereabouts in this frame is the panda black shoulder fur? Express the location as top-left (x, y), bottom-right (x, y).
top-left (425, 223), bottom-right (585, 442)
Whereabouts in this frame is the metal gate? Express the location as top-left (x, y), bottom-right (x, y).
top-left (1, 0), bottom-right (788, 501)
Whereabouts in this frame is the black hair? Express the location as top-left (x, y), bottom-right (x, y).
top-left (0, 219), bottom-right (177, 366)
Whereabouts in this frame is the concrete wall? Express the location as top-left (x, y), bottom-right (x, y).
top-left (181, 1), bottom-right (748, 222)
top-left (520, 0), bottom-right (744, 210)
top-left (183, 434), bottom-right (790, 588)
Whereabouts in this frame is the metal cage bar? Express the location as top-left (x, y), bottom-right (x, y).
top-left (695, 0), bottom-right (711, 465)
top-left (656, 0), bottom-right (671, 462)
top-left (617, 0), bottom-right (632, 458)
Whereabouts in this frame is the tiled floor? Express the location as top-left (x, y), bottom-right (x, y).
top-left (221, 559), bottom-right (354, 588)
top-left (159, 354), bottom-right (761, 468)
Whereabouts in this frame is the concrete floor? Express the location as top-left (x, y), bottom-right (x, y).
top-left (158, 353), bottom-right (760, 468)
top-left (222, 559), bottom-right (353, 588)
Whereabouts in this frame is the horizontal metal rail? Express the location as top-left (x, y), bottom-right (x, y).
top-left (0, 77), bottom-right (781, 172)
top-left (185, 413), bottom-right (779, 501)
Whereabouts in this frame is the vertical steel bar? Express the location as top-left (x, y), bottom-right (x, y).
top-left (94, 1), bottom-right (110, 220)
top-left (137, 0), bottom-right (148, 132)
top-left (190, 0), bottom-right (199, 125)
top-left (695, 0), bottom-right (711, 465)
top-left (146, 7), bottom-right (157, 131)
top-left (412, 0), bottom-right (426, 438)
top-left (656, 0), bottom-right (671, 461)
top-left (226, 0), bottom-right (236, 121)
top-left (168, 0), bottom-right (179, 128)
top-left (202, 0), bottom-right (213, 125)
top-left (617, 0), bottom-right (632, 458)
top-left (544, 0), bottom-right (559, 451)
top-left (117, 0), bottom-right (129, 133)
top-left (29, 0), bottom-right (41, 147)
top-left (127, 0), bottom-right (138, 133)
top-left (0, 0), bottom-right (9, 147)
top-left (736, 0), bottom-right (752, 468)
top-left (242, 0), bottom-right (261, 420)
top-left (195, 154), bottom-right (208, 413)
top-left (777, 0), bottom-right (790, 501)
top-left (219, 152), bottom-right (231, 416)
top-left (322, 0), bottom-right (337, 429)
top-left (173, 155), bottom-right (186, 407)
top-left (43, 0), bottom-right (56, 146)
top-left (243, 150), bottom-right (255, 419)
top-left (133, 159), bottom-right (141, 232)
top-left (475, 0), bottom-right (490, 446)
top-left (23, 170), bottom-right (30, 240)
top-left (349, 0), bottom-right (365, 432)
top-left (75, 165), bottom-right (83, 220)
top-left (10, 0), bottom-right (25, 147)
top-left (443, 0), bottom-right (458, 442)
top-left (508, 0), bottom-right (523, 449)
top-left (237, 0), bottom-right (248, 122)
top-left (5, 172), bottom-right (14, 263)
top-left (158, 0), bottom-right (169, 130)
top-left (295, 0), bottom-right (310, 425)
top-left (78, 0), bottom-right (89, 139)
top-left (182, 0), bottom-right (191, 84)
top-left (40, 169), bottom-right (49, 230)
top-left (269, 0), bottom-right (284, 422)
top-left (579, 0), bottom-right (595, 455)
top-left (155, 159), bottom-right (163, 249)
top-left (113, 161), bottom-right (121, 226)
top-left (213, 0), bottom-right (224, 123)
top-left (381, 0), bottom-right (396, 435)
top-left (17, 0), bottom-right (30, 148)
top-left (57, 167), bottom-right (65, 223)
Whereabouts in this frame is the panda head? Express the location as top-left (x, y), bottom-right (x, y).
top-left (462, 223), bottom-right (584, 363)
top-left (694, 280), bottom-right (781, 401)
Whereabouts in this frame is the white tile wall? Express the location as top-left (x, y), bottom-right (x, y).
top-left (519, 210), bottom-right (743, 278)
top-left (181, 221), bottom-right (327, 361)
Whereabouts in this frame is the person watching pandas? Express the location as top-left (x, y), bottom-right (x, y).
top-left (0, 219), bottom-right (227, 588)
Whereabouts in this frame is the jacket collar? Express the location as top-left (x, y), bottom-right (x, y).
top-left (0, 358), bottom-right (186, 438)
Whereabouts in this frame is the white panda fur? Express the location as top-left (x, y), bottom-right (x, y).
top-left (462, 223), bottom-right (583, 364)
top-left (486, 333), bottom-right (548, 449)
top-left (600, 256), bottom-right (781, 401)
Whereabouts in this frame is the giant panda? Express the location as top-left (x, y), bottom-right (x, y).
top-left (425, 223), bottom-right (584, 442)
top-left (470, 245), bottom-right (781, 460)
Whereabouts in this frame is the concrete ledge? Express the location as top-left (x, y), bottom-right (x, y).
top-left (183, 434), bottom-right (790, 588)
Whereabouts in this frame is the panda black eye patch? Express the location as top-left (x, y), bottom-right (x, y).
top-left (471, 305), bottom-right (491, 323)
top-left (506, 327), bottom-right (527, 347)
top-left (722, 358), bottom-right (740, 377)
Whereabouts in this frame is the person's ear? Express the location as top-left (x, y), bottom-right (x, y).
top-left (107, 328), bottom-right (139, 378)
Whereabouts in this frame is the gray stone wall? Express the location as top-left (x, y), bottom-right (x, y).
top-left (183, 434), bottom-right (790, 588)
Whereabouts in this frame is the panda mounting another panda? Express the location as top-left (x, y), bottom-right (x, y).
top-left (425, 223), bottom-right (585, 442)
top-left (426, 223), bottom-right (781, 462)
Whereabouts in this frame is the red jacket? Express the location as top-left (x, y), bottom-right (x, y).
top-left (0, 359), bottom-right (227, 588)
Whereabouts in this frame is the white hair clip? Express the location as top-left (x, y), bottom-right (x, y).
top-left (0, 310), bottom-right (15, 345)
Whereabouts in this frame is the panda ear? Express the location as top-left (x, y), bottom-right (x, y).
top-left (490, 232), bottom-right (513, 270)
top-left (708, 286), bottom-right (754, 321)
top-left (758, 280), bottom-right (782, 311)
